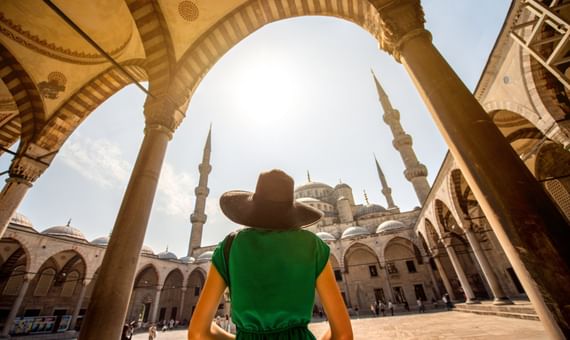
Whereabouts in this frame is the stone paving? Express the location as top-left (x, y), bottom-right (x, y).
top-left (133, 311), bottom-right (546, 339)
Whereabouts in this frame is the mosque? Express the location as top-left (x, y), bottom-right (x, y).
top-left (0, 0), bottom-right (569, 338)
top-left (0, 73), bottom-right (526, 337)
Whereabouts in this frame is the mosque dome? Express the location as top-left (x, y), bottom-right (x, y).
top-left (42, 223), bottom-right (87, 243)
top-left (295, 182), bottom-right (333, 192)
top-left (316, 232), bottom-right (336, 241)
top-left (141, 245), bottom-right (155, 256)
top-left (376, 220), bottom-right (407, 234)
top-left (341, 226), bottom-right (370, 239)
top-left (157, 249), bottom-right (178, 260)
top-left (355, 203), bottom-right (387, 218)
top-left (91, 236), bottom-right (110, 246)
top-left (179, 256), bottom-right (195, 264)
top-left (196, 251), bottom-right (214, 263)
top-left (296, 197), bottom-right (321, 204)
top-left (334, 183), bottom-right (351, 190)
top-left (10, 212), bottom-right (36, 232)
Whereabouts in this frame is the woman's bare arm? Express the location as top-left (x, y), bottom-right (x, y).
top-left (316, 261), bottom-right (353, 340)
top-left (188, 265), bottom-right (235, 340)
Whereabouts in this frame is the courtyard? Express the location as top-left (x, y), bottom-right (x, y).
top-left (133, 312), bottom-right (546, 339)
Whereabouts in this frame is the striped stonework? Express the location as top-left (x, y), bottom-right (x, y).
top-left (173, 0), bottom-right (381, 95)
top-left (126, 0), bottom-right (176, 95)
top-left (0, 45), bottom-right (45, 144)
top-left (35, 60), bottom-right (147, 152)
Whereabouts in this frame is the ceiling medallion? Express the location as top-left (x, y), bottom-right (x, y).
top-left (38, 72), bottom-right (67, 100)
top-left (178, 1), bottom-right (199, 22)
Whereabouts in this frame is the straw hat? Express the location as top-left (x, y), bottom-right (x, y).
top-left (220, 169), bottom-right (323, 230)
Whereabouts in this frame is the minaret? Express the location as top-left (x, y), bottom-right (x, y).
top-left (374, 154), bottom-right (397, 209)
top-left (372, 70), bottom-right (430, 204)
top-left (188, 126), bottom-right (212, 257)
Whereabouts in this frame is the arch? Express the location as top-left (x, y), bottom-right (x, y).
top-left (0, 44), bottom-right (46, 143)
top-left (424, 218), bottom-right (441, 251)
top-left (417, 232), bottom-right (431, 257)
top-left (158, 268), bottom-right (184, 321)
top-left (342, 242), bottom-right (380, 274)
top-left (34, 60), bottom-right (147, 152)
top-left (330, 254), bottom-right (341, 269)
top-left (172, 0), bottom-right (381, 97)
top-left (0, 237), bottom-right (28, 298)
top-left (128, 264), bottom-right (161, 323)
top-left (125, 0), bottom-right (175, 94)
top-left (182, 268), bottom-right (207, 320)
top-left (382, 236), bottom-right (423, 265)
top-left (435, 199), bottom-right (461, 234)
top-left (134, 264), bottom-right (160, 289)
top-left (535, 141), bottom-right (570, 221)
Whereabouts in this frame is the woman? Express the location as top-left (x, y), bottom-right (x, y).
top-left (188, 169), bottom-right (353, 339)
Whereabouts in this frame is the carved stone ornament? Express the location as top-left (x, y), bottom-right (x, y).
top-left (9, 143), bottom-right (50, 183)
top-left (370, 0), bottom-right (431, 62)
top-left (143, 94), bottom-right (187, 138)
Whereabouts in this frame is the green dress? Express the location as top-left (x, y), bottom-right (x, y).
top-left (211, 228), bottom-right (330, 340)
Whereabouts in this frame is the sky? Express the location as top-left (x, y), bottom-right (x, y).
top-left (3, 1), bottom-right (512, 258)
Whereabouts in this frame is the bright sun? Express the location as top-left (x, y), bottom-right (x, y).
top-left (230, 55), bottom-right (303, 128)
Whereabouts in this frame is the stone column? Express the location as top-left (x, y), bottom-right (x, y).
top-left (151, 287), bottom-right (162, 323)
top-left (1, 275), bottom-right (31, 337)
top-left (464, 227), bottom-right (512, 305)
top-left (373, 1), bottom-right (570, 337)
top-left (432, 256), bottom-right (455, 300)
top-left (78, 97), bottom-right (183, 340)
top-left (424, 258), bottom-right (441, 299)
top-left (382, 264), bottom-right (395, 302)
top-left (179, 287), bottom-right (187, 320)
top-left (442, 240), bottom-right (477, 303)
top-left (0, 143), bottom-right (50, 238)
top-left (69, 280), bottom-right (89, 331)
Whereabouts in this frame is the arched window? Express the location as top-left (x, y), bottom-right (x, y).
top-left (3, 265), bottom-right (25, 296)
top-left (34, 268), bottom-right (56, 296)
top-left (61, 271), bottom-right (80, 297)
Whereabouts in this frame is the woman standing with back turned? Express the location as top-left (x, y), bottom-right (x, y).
top-left (188, 169), bottom-right (353, 339)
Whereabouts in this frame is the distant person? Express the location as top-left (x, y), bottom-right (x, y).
top-left (354, 305), bottom-right (359, 319)
top-left (188, 170), bottom-right (353, 339)
top-left (370, 303), bottom-right (375, 316)
top-left (404, 301), bottom-right (410, 312)
top-left (443, 293), bottom-right (452, 311)
top-left (388, 300), bottom-right (394, 316)
top-left (379, 301), bottom-right (385, 317)
top-left (148, 324), bottom-right (157, 340)
top-left (417, 299), bottom-right (425, 313)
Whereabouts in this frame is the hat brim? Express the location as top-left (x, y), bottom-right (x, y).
top-left (220, 190), bottom-right (323, 230)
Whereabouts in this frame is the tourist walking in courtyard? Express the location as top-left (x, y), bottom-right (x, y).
top-left (388, 301), bottom-right (394, 316)
top-left (148, 324), bottom-right (157, 340)
top-left (379, 301), bottom-right (385, 316)
top-left (188, 170), bottom-right (353, 339)
top-left (417, 299), bottom-right (425, 313)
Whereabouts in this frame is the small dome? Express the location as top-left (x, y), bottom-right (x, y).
top-left (316, 232), bottom-right (336, 241)
top-left (334, 183), bottom-right (351, 190)
top-left (341, 226), bottom-right (370, 239)
top-left (42, 224), bottom-right (87, 242)
top-left (296, 197), bottom-right (321, 203)
top-left (295, 182), bottom-right (333, 192)
top-left (157, 249), bottom-right (178, 260)
top-left (91, 236), bottom-right (110, 246)
top-left (196, 251), bottom-right (214, 263)
top-left (179, 256), bottom-right (195, 264)
top-left (141, 245), bottom-right (155, 256)
top-left (10, 212), bottom-right (36, 232)
top-left (376, 220), bottom-right (407, 234)
top-left (355, 203), bottom-right (387, 218)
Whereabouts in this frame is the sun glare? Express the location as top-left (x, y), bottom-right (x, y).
top-left (230, 55), bottom-right (303, 127)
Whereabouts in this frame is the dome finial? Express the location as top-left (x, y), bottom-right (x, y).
top-left (363, 190), bottom-right (370, 205)
top-left (307, 170), bottom-right (311, 183)
top-left (66, 219), bottom-right (72, 227)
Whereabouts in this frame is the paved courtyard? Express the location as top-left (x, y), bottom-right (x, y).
top-left (133, 311), bottom-right (546, 339)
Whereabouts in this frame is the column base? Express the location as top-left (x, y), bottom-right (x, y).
top-left (465, 299), bottom-right (481, 304)
top-left (493, 297), bottom-right (514, 305)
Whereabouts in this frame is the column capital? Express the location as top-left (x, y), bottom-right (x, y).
top-left (371, 0), bottom-right (431, 62)
top-left (440, 232), bottom-right (454, 247)
top-left (143, 95), bottom-right (186, 139)
top-left (9, 143), bottom-right (51, 184)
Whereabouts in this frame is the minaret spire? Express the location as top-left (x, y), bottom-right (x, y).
top-left (363, 190), bottom-right (370, 205)
top-left (188, 125), bottom-right (212, 256)
top-left (372, 70), bottom-right (430, 204)
top-left (374, 153), bottom-right (397, 209)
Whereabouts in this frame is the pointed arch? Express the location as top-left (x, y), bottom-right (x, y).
top-left (0, 44), bottom-right (45, 143)
top-left (173, 0), bottom-right (381, 98)
top-left (343, 242), bottom-right (380, 274)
